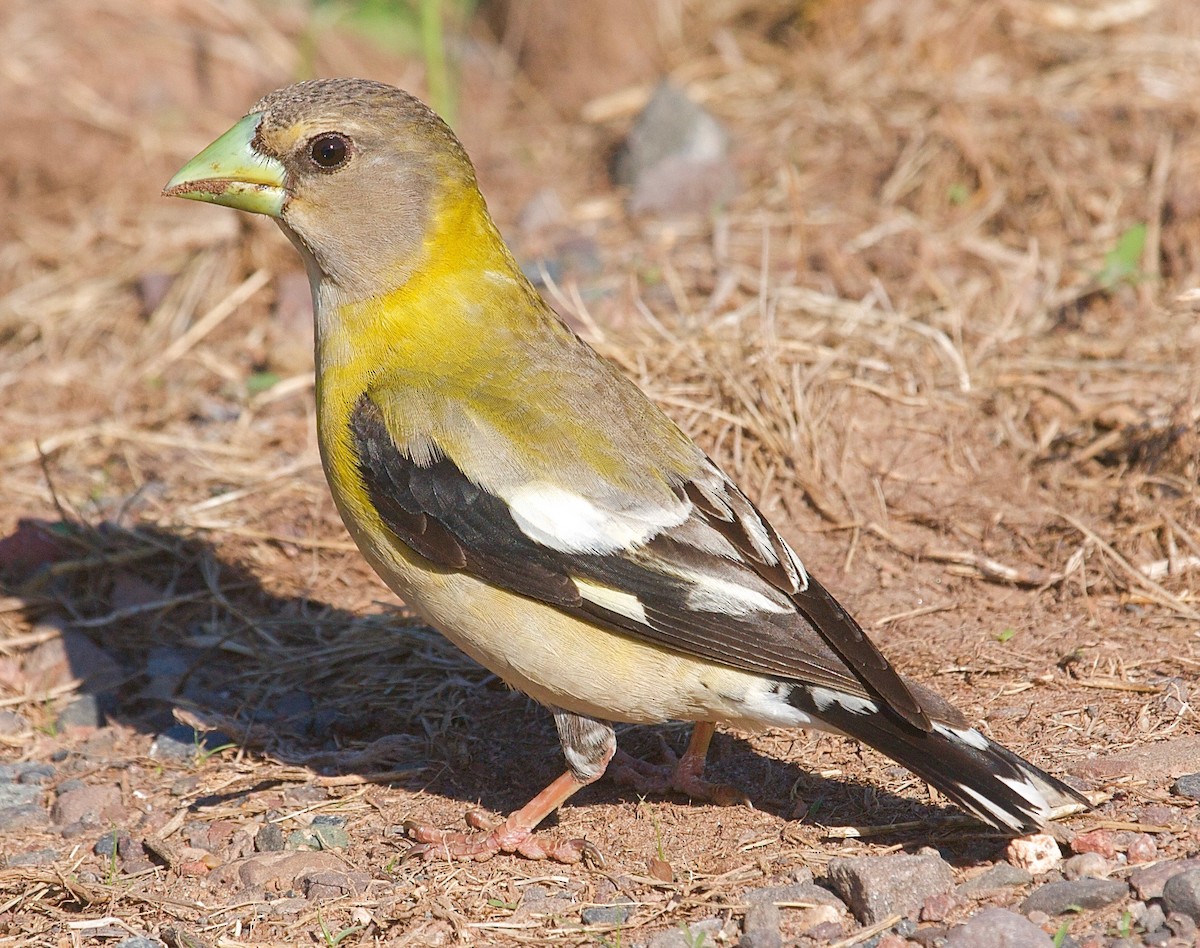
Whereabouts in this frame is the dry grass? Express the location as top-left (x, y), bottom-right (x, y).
top-left (1, 0), bottom-right (1199, 944)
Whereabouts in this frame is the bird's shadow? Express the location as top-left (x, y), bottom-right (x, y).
top-left (0, 517), bottom-right (1005, 862)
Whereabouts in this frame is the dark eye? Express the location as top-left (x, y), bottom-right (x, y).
top-left (309, 133), bottom-right (351, 170)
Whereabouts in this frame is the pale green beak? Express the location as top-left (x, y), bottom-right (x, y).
top-left (163, 112), bottom-right (288, 217)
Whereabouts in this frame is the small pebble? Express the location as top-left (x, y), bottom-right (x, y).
top-left (56, 694), bottom-right (105, 731)
top-left (114, 938), bottom-right (159, 948)
top-left (795, 904), bottom-right (842, 933)
top-left (0, 783), bottom-right (42, 809)
top-left (0, 710), bottom-right (27, 735)
top-left (652, 919), bottom-right (726, 948)
top-left (255, 823), bottom-right (286, 852)
top-left (612, 81), bottom-right (738, 217)
top-left (1062, 852), bottom-right (1108, 880)
top-left (1136, 901), bottom-right (1166, 933)
top-left (580, 898), bottom-right (634, 927)
top-left (958, 861), bottom-right (1033, 899)
top-left (0, 804), bottom-right (50, 831)
top-left (1008, 833), bottom-right (1062, 874)
top-left (920, 890), bottom-right (959, 922)
top-left (94, 831), bottom-right (121, 857)
top-left (149, 725), bottom-right (232, 763)
top-left (170, 775), bottom-right (201, 796)
top-left (4, 848), bottom-right (58, 867)
top-left (52, 784), bottom-right (124, 828)
top-left (1126, 833), bottom-right (1157, 864)
top-left (1167, 912), bottom-right (1197, 939)
top-left (0, 762), bottom-right (54, 784)
top-left (1071, 829), bottom-right (1117, 858)
top-left (1171, 773), bottom-right (1200, 800)
top-left (1140, 804), bottom-right (1178, 825)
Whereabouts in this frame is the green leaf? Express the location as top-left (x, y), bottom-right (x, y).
top-left (1097, 222), bottom-right (1146, 289)
top-left (246, 371), bottom-right (281, 395)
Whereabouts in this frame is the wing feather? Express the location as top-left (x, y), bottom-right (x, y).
top-left (351, 394), bottom-right (928, 729)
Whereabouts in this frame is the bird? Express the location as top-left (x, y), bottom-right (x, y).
top-left (164, 78), bottom-right (1087, 862)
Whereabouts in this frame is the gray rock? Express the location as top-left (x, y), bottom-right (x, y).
top-left (255, 823), bottom-right (285, 852)
top-left (57, 694), bottom-right (104, 730)
top-left (4, 848), bottom-right (58, 866)
top-left (1171, 773), bottom-right (1200, 800)
top-left (149, 725), bottom-right (233, 762)
top-left (52, 784), bottom-right (123, 827)
top-left (612, 81), bottom-right (738, 217)
top-left (1019, 878), bottom-right (1128, 916)
top-left (826, 851), bottom-right (954, 925)
top-left (0, 804), bottom-right (50, 831)
top-left (745, 881), bottom-right (846, 910)
top-left (580, 898), bottom-right (634, 926)
top-left (265, 896), bottom-right (307, 917)
top-left (1162, 869), bottom-right (1200, 922)
top-left (910, 925), bottom-right (950, 947)
top-left (302, 869), bottom-right (369, 901)
top-left (0, 710), bottom-right (27, 735)
top-left (646, 918), bottom-right (723, 948)
top-left (94, 831), bottom-right (120, 857)
top-left (944, 908), bottom-right (1053, 947)
top-left (1135, 900), bottom-right (1166, 934)
top-left (1167, 912), bottom-right (1197, 939)
top-left (955, 859), bottom-right (1032, 897)
top-left (0, 782), bottom-right (42, 808)
top-left (0, 762), bottom-right (54, 784)
top-left (521, 885), bottom-right (550, 904)
top-left (740, 901), bottom-right (781, 948)
top-left (1130, 858), bottom-right (1200, 900)
top-left (114, 939), bottom-right (160, 948)
top-left (288, 822), bottom-right (349, 851)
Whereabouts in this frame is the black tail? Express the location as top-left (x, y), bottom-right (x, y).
top-left (791, 684), bottom-right (1088, 832)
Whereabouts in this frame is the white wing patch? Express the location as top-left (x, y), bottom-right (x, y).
top-left (810, 686), bottom-right (878, 716)
top-left (574, 579), bottom-right (648, 623)
top-left (955, 784), bottom-right (1027, 831)
top-left (506, 482), bottom-right (686, 554)
top-left (663, 566), bottom-right (791, 616)
top-left (779, 536), bottom-right (810, 592)
top-left (999, 775), bottom-right (1053, 814)
top-left (933, 723), bottom-right (990, 752)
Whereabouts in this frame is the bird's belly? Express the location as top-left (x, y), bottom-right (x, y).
top-left (342, 513), bottom-right (799, 728)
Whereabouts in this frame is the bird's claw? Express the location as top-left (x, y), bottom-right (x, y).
top-left (401, 815), bottom-right (598, 864)
top-left (611, 747), bottom-right (749, 807)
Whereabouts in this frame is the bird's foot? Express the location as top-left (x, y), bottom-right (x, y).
top-left (611, 735), bottom-right (748, 806)
top-left (403, 810), bottom-right (599, 864)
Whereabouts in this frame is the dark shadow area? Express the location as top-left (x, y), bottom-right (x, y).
top-left (0, 516), bottom-right (1009, 861)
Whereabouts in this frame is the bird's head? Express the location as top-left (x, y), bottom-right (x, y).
top-left (164, 78), bottom-right (482, 300)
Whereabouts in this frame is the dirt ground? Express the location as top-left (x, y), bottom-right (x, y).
top-left (1, 0), bottom-right (1198, 945)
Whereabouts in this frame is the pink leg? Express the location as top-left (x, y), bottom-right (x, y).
top-left (405, 770), bottom-right (602, 864)
top-left (611, 723), bottom-right (748, 806)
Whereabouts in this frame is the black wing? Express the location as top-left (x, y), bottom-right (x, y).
top-left (350, 394), bottom-right (929, 730)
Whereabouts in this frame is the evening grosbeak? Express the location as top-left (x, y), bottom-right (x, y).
top-left (165, 79), bottom-right (1086, 862)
